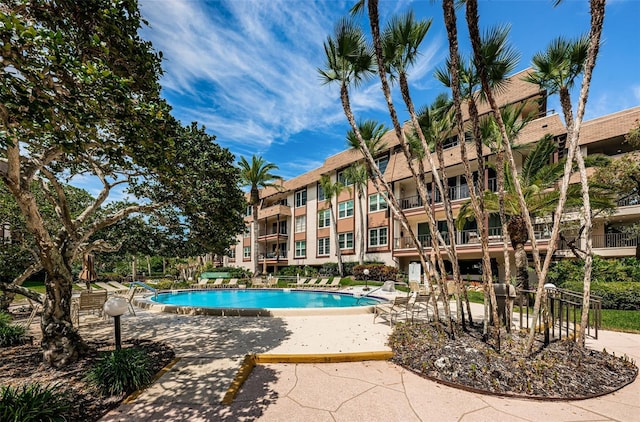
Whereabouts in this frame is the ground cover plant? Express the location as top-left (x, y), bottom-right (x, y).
top-left (390, 322), bottom-right (638, 398)
top-left (0, 335), bottom-right (174, 422)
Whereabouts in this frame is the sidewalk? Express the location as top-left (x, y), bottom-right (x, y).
top-left (97, 295), bottom-right (640, 422)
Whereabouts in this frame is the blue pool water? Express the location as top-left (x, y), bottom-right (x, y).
top-left (151, 289), bottom-right (381, 309)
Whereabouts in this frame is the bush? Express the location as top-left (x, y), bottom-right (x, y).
top-left (85, 347), bottom-right (154, 396)
top-left (352, 264), bottom-right (399, 281)
top-left (561, 281), bottom-right (640, 310)
top-left (548, 256), bottom-right (640, 286)
top-left (0, 383), bottom-right (70, 422)
top-left (0, 312), bottom-right (29, 347)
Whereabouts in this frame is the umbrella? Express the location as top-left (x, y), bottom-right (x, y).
top-left (79, 254), bottom-right (97, 289)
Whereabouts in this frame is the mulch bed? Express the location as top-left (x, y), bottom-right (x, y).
top-left (0, 338), bottom-right (175, 421)
top-left (390, 322), bottom-right (638, 399)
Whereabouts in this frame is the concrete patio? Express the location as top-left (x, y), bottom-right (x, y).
top-left (90, 291), bottom-right (640, 421)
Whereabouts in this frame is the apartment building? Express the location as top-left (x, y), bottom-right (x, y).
top-left (228, 68), bottom-right (640, 279)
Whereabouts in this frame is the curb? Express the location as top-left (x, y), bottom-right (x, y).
top-left (221, 351), bottom-right (394, 405)
top-left (123, 357), bottom-right (181, 404)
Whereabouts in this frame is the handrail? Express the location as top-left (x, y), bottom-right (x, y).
top-left (131, 280), bottom-right (157, 299)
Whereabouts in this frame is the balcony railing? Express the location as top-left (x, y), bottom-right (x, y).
top-left (399, 194), bottom-right (424, 210)
top-left (259, 251), bottom-right (288, 260)
top-left (617, 194), bottom-right (640, 207)
top-left (558, 233), bottom-right (639, 250)
top-left (258, 228), bottom-right (288, 237)
top-left (394, 228), bottom-right (551, 250)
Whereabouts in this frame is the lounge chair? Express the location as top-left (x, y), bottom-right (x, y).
top-left (212, 278), bottom-right (225, 288)
top-left (95, 281), bottom-right (119, 292)
top-left (109, 281), bottom-right (130, 291)
top-left (324, 278), bottom-right (341, 290)
top-left (226, 278), bottom-right (238, 288)
top-left (409, 281), bottom-right (429, 295)
top-left (288, 278), bottom-right (307, 288)
top-left (251, 277), bottom-right (266, 288)
top-left (75, 282), bottom-right (88, 290)
top-left (266, 277), bottom-right (279, 288)
top-left (373, 295), bottom-right (411, 325)
top-left (315, 278), bottom-right (330, 288)
top-left (303, 278), bottom-right (319, 289)
top-left (195, 278), bottom-right (210, 289)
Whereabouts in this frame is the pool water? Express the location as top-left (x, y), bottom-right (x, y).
top-left (151, 289), bottom-right (381, 309)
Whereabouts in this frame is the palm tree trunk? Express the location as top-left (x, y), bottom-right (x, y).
top-left (252, 204), bottom-right (260, 276)
top-left (357, 190), bottom-right (365, 265)
top-left (339, 80), bottom-right (442, 322)
top-left (496, 150), bottom-right (514, 330)
top-left (366, 1), bottom-right (453, 329)
top-left (329, 203), bottom-right (344, 277)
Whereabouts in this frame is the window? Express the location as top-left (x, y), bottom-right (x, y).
top-left (243, 226), bottom-right (251, 238)
top-left (318, 237), bottom-right (330, 256)
top-left (317, 183), bottom-right (325, 201)
top-left (369, 227), bottom-right (388, 247)
top-left (243, 246), bottom-right (251, 258)
top-left (295, 189), bottom-right (307, 207)
top-left (369, 193), bottom-right (388, 213)
top-left (338, 200), bottom-right (354, 219)
top-left (338, 232), bottom-right (354, 249)
top-left (442, 134), bottom-right (459, 149)
top-left (295, 241), bottom-right (306, 258)
top-left (245, 206), bottom-right (252, 217)
top-left (295, 215), bottom-right (306, 233)
top-left (318, 209), bottom-right (331, 228)
top-left (338, 170), bottom-right (353, 186)
top-left (375, 155), bottom-right (389, 174)
top-left (228, 248), bottom-right (236, 259)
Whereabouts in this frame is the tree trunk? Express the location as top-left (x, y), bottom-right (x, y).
top-left (252, 204), bottom-right (260, 276)
top-left (358, 190), bottom-right (365, 265)
top-left (330, 203), bottom-right (344, 277)
top-left (41, 273), bottom-right (87, 367)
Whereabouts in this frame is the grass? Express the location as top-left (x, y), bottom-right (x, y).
top-left (600, 309), bottom-right (640, 333)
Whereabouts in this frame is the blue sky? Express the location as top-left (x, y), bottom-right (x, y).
top-left (137, 0), bottom-right (640, 182)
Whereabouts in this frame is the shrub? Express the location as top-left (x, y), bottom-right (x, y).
top-left (561, 281), bottom-right (640, 310)
top-left (85, 347), bottom-right (154, 396)
top-left (352, 264), bottom-right (399, 281)
top-left (0, 312), bottom-right (29, 347)
top-left (0, 383), bottom-right (70, 422)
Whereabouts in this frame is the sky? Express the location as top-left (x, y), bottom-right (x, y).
top-left (136, 0), bottom-right (640, 182)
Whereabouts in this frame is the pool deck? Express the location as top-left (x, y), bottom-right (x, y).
top-left (90, 287), bottom-right (640, 422)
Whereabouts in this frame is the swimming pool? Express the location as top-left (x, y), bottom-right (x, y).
top-left (139, 289), bottom-right (384, 316)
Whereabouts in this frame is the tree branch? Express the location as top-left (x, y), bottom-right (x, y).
top-left (0, 282), bottom-right (44, 304)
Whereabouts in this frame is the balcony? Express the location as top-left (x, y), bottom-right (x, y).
top-left (393, 227), bottom-right (551, 250)
top-left (259, 251), bottom-right (288, 261)
top-left (617, 194), bottom-right (640, 207)
top-left (257, 203), bottom-right (291, 219)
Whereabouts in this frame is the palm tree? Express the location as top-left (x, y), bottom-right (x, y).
top-left (342, 164), bottom-right (369, 265)
top-left (318, 174), bottom-right (348, 276)
top-left (457, 135), bottom-right (614, 289)
top-left (435, 25), bottom-right (519, 342)
top-left (238, 155), bottom-right (282, 276)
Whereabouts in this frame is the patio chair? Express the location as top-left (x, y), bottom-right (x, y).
top-left (113, 286), bottom-right (140, 316)
top-left (373, 295), bottom-right (411, 325)
top-left (225, 278), bottom-right (238, 288)
top-left (72, 290), bottom-right (108, 325)
top-left (195, 278), bottom-right (210, 289)
top-left (75, 282), bottom-right (88, 290)
top-left (411, 293), bottom-right (432, 321)
top-left (266, 277), bottom-right (279, 288)
top-left (211, 278), bottom-right (225, 288)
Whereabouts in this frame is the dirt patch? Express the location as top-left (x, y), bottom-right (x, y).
top-left (390, 322), bottom-right (638, 399)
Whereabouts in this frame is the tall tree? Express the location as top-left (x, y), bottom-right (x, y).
top-left (521, 0), bottom-right (606, 349)
top-left (343, 164), bottom-right (369, 265)
top-left (318, 175), bottom-right (348, 276)
top-left (238, 155), bottom-right (282, 276)
top-left (0, 0), bottom-right (246, 367)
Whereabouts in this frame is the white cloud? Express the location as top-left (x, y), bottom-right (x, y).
top-left (140, 0), bottom-right (349, 151)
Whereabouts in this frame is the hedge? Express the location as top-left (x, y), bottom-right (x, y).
top-left (560, 281), bottom-right (640, 310)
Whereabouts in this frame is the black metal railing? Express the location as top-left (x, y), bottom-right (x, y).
top-left (515, 287), bottom-right (601, 342)
top-left (617, 194), bottom-right (640, 207)
top-left (559, 233), bottom-right (639, 250)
